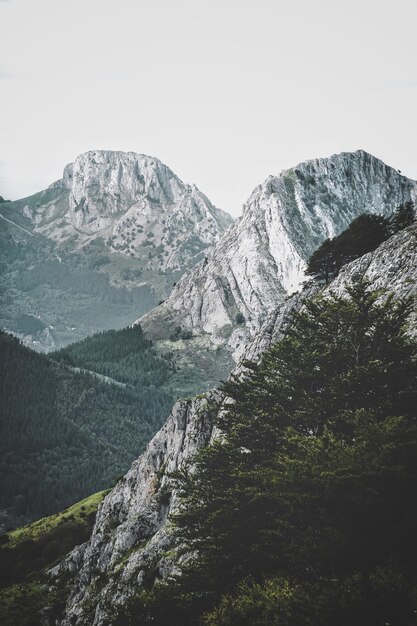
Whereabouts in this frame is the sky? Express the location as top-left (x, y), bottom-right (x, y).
top-left (1, 0), bottom-right (416, 217)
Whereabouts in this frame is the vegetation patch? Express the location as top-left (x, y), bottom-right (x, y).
top-left (306, 202), bottom-right (415, 284)
top-left (0, 329), bottom-right (176, 527)
top-left (6, 490), bottom-right (108, 549)
top-left (119, 280), bottom-right (417, 625)
top-left (0, 491), bottom-right (107, 624)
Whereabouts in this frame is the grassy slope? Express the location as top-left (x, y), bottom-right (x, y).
top-left (6, 490), bottom-right (108, 548)
top-left (0, 490), bottom-right (108, 626)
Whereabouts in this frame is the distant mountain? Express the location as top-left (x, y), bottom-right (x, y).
top-left (0, 151), bottom-right (232, 350)
top-left (140, 150), bottom-right (416, 360)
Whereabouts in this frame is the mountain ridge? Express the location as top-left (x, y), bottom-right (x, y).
top-left (139, 149), bottom-right (417, 360)
top-left (0, 150), bottom-right (232, 350)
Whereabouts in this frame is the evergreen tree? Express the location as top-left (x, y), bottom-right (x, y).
top-left (130, 280), bottom-right (417, 625)
top-left (389, 201), bottom-right (415, 234)
top-left (304, 238), bottom-right (334, 284)
top-left (306, 214), bottom-right (390, 283)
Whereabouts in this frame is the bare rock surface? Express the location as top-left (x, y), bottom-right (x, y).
top-left (140, 150), bottom-right (416, 360)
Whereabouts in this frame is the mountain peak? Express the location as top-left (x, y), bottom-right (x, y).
top-left (1, 150), bottom-right (233, 350)
top-left (140, 150), bottom-right (417, 360)
top-left (57, 149), bottom-right (232, 238)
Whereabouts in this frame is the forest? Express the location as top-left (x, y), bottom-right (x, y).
top-left (0, 326), bottom-right (176, 527)
top-left (116, 280), bottom-right (417, 625)
top-left (52, 324), bottom-right (171, 387)
top-left (306, 202), bottom-right (415, 283)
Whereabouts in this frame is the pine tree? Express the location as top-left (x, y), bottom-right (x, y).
top-left (135, 280), bottom-right (417, 626)
top-left (389, 201), bottom-right (415, 234)
top-left (306, 214), bottom-right (390, 283)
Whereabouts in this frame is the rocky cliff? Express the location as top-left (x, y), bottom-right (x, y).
top-left (45, 150), bottom-right (232, 272)
top-left (0, 151), bottom-right (232, 350)
top-left (51, 219), bottom-right (417, 626)
top-left (140, 150), bottom-right (416, 360)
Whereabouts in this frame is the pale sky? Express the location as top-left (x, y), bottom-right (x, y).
top-left (1, 0), bottom-right (416, 216)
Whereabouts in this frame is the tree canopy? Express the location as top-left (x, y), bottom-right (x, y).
top-left (306, 203), bottom-right (415, 284)
top-left (0, 328), bottom-right (176, 528)
top-left (122, 280), bottom-right (417, 626)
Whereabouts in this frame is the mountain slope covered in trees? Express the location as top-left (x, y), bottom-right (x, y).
top-left (1, 318), bottom-right (234, 533)
top-left (141, 281), bottom-right (417, 626)
top-left (0, 490), bottom-right (108, 626)
top-left (0, 328), bottom-right (175, 530)
top-left (45, 218), bottom-right (417, 626)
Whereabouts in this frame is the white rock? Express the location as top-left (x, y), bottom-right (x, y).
top-left (139, 150), bottom-right (417, 359)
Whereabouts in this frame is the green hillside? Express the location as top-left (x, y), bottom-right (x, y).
top-left (0, 328), bottom-right (175, 529)
top-left (0, 201), bottom-right (159, 351)
top-left (0, 490), bottom-right (108, 626)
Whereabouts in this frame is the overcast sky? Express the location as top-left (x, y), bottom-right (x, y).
top-left (1, 0), bottom-right (416, 216)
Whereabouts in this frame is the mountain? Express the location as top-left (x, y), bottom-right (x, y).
top-left (47, 218), bottom-right (417, 625)
top-left (0, 151), bottom-right (232, 351)
top-left (0, 319), bottom-right (235, 535)
top-left (41, 151), bottom-right (232, 270)
top-left (2, 150), bottom-right (417, 623)
top-left (140, 150), bottom-right (416, 360)
top-left (0, 327), bottom-right (176, 532)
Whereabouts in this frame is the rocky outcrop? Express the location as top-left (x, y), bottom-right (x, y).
top-left (140, 150), bottom-right (416, 360)
top-left (53, 221), bottom-right (417, 625)
top-left (0, 151), bottom-right (232, 350)
top-left (34, 150), bottom-right (233, 272)
top-left (50, 392), bottom-right (224, 625)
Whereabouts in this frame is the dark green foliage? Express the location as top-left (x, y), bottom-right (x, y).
top-left (52, 324), bottom-right (172, 387)
top-left (0, 515), bottom-right (95, 588)
top-left (389, 201), bottom-right (415, 233)
top-left (306, 214), bottom-right (390, 283)
top-left (0, 582), bottom-right (51, 626)
top-left (306, 204), bottom-right (415, 284)
top-left (305, 237), bottom-right (334, 284)
top-left (203, 574), bottom-right (417, 626)
top-left (126, 281), bottom-right (417, 625)
top-left (0, 491), bottom-right (106, 625)
top-left (0, 328), bottom-right (176, 526)
top-left (169, 326), bottom-right (193, 341)
top-left (235, 313), bottom-right (245, 325)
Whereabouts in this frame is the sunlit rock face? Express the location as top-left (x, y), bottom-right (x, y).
top-left (53, 150), bottom-right (233, 271)
top-left (140, 150), bottom-right (417, 360)
top-left (53, 221), bottom-right (417, 626)
top-left (0, 150), bottom-right (232, 350)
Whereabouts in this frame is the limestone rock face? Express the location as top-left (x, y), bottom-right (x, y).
top-left (53, 222), bottom-right (417, 626)
top-left (56, 150), bottom-right (232, 271)
top-left (50, 393), bottom-right (224, 625)
top-left (140, 150), bottom-right (416, 360)
top-left (0, 150), bottom-right (232, 350)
